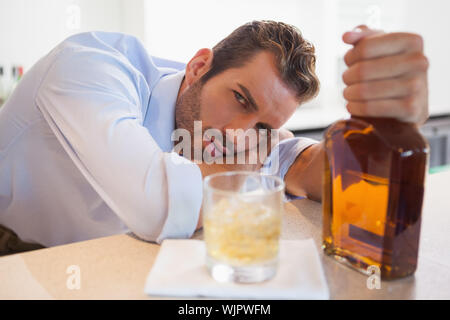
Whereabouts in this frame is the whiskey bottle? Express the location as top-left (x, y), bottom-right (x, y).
top-left (323, 116), bottom-right (429, 279)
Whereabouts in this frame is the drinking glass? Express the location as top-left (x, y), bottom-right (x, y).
top-left (202, 171), bottom-right (284, 283)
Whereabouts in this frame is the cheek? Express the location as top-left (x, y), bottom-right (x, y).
top-left (200, 89), bottom-right (237, 129)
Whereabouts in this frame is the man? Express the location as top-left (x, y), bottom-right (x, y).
top-left (0, 21), bottom-right (428, 255)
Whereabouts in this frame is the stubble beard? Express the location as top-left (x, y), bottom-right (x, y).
top-left (174, 79), bottom-right (204, 160)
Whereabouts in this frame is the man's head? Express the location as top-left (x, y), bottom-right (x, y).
top-left (175, 20), bottom-right (319, 156)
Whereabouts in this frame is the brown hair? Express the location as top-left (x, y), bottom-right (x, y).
top-left (201, 20), bottom-right (320, 103)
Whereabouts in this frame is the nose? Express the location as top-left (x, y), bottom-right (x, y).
top-left (222, 114), bottom-right (260, 150)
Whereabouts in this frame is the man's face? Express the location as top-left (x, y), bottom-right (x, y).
top-left (175, 50), bottom-right (299, 157)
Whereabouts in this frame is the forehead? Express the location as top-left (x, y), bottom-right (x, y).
top-left (220, 51), bottom-right (299, 128)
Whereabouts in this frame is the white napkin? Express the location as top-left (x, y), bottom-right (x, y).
top-left (144, 239), bottom-right (329, 299)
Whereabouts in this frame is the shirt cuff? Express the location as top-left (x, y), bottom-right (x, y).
top-left (260, 137), bottom-right (319, 202)
top-left (156, 152), bottom-right (203, 243)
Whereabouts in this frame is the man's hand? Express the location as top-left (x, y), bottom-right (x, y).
top-left (285, 26), bottom-right (430, 202)
top-left (342, 25), bottom-right (429, 125)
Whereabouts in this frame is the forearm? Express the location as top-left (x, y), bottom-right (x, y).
top-left (284, 141), bottom-right (325, 202)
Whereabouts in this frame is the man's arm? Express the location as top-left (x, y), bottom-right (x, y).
top-left (285, 26), bottom-right (429, 201)
top-left (285, 141), bottom-right (324, 202)
top-left (36, 42), bottom-right (203, 243)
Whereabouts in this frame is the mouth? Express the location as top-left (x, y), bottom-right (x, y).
top-left (204, 133), bottom-right (229, 157)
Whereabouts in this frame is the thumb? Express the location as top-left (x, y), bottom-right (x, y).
top-left (343, 25), bottom-right (383, 45)
top-left (278, 128), bottom-right (294, 141)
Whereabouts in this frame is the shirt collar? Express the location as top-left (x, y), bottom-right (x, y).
top-left (143, 69), bottom-right (185, 152)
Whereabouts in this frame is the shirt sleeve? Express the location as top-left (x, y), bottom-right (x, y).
top-left (35, 47), bottom-right (202, 243)
top-left (260, 137), bottom-right (319, 201)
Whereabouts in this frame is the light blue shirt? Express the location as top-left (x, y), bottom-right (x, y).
top-left (0, 32), bottom-right (317, 247)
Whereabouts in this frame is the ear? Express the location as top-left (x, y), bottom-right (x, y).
top-left (184, 48), bottom-right (213, 87)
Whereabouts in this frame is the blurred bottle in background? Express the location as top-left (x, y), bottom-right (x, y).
top-left (0, 66), bottom-right (5, 107)
top-left (0, 65), bottom-right (24, 108)
top-left (10, 65), bottom-right (23, 94)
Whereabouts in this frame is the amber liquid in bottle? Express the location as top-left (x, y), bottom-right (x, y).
top-left (323, 116), bottom-right (429, 280)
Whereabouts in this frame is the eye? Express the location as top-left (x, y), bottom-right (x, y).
top-left (233, 90), bottom-right (248, 108)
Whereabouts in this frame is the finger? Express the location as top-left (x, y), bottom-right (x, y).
top-left (342, 52), bottom-right (429, 85)
top-left (346, 94), bottom-right (428, 124)
top-left (342, 25), bottom-right (383, 45)
top-left (344, 32), bottom-right (424, 66)
top-left (343, 76), bottom-right (424, 101)
top-left (278, 128), bottom-right (294, 141)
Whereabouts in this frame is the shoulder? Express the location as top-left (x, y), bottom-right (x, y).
top-left (52, 31), bottom-right (150, 76)
top-left (60, 31), bottom-right (146, 57)
top-left (39, 32), bottom-right (157, 104)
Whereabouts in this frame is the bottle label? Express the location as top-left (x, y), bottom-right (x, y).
top-left (348, 224), bottom-right (384, 249)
